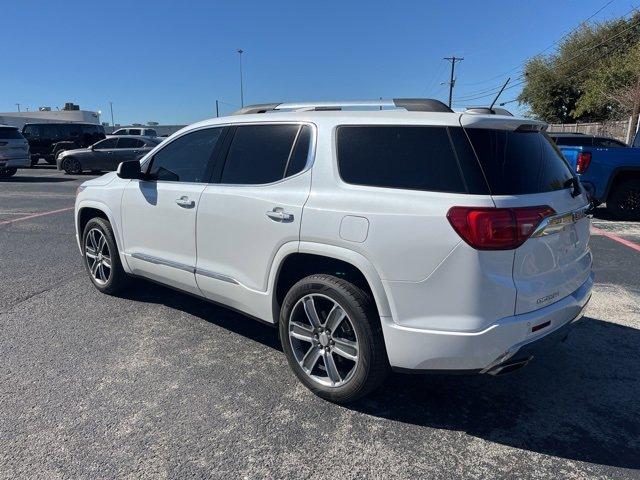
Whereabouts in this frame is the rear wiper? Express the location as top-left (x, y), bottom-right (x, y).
top-left (564, 177), bottom-right (581, 197)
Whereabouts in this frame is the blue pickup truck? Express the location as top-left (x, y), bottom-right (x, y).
top-left (549, 133), bottom-right (640, 220)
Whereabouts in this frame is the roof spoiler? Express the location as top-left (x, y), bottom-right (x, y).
top-left (465, 107), bottom-right (514, 116)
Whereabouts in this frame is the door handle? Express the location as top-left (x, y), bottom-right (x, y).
top-left (266, 207), bottom-right (294, 222)
top-left (175, 196), bottom-right (195, 208)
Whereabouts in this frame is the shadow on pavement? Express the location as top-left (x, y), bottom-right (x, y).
top-left (120, 279), bottom-right (281, 351)
top-left (119, 280), bottom-right (640, 470)
top-left (1, 176), bottom-right (77, 183)
top-left (352, 316), bottom-right (640, 470)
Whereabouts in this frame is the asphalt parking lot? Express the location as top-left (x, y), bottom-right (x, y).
top-left (1, 166), bottom-right (639, 479)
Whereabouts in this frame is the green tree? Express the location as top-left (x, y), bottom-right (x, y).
top-left (518, 12), bottom-right (640, 123)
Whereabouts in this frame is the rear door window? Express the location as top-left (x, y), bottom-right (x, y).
top-left (337, 125), bottom-right (486, 193)
top-left (220, 124), bottom-right (301, 184)
top-left (0, 127), bottom-right (24, 139)
top-left (117, 138), bottom-right (144, 148)
top-left (465, 128), bottom-right (574, 195)
top-left (128, 129), bottom-right (142, 135)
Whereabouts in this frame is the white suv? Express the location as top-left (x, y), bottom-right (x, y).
top-left (0, 125), bottom-right (30, 178)
top-left (75, 99), bottom-right (593, 403)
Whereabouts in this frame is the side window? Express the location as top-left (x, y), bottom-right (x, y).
top-left (117, 137), bottom-right (143, 148)
top-left (23, 125), bottom-right (41, 138)
top-left (148, 128), bottom-right (222, 182)
top-left (129, 129), bottom-right (142, 135)
top-left (337, 126), bottom-right (467, 193)
top-left (68, 124), bottom-right (82, 137)
top-left (594, 137), bottom-right (626, 148)
top-left (145, 129), bottom-right (157, 136)
top-left (285, 125), bottom-right (312, 177)
top-left (220, 124), bottom-right (300, 184)
top-left (113, 129), bottom-right (125, 135)
top-left (42, 124), bottom-right (60, 139)
top-left (94, 138), bottom-right (118, 149)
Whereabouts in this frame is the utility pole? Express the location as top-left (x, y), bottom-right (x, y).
top-left (215, 100), bottom-right (219, 118)
top-left (109, 101), bottom-right (115, 127)
top-left (237, 49), bottom-right (244, 107)
top-left (443, 56), bottom-right (463, 108)
top-left (15, 103), bottom-right (21, 112)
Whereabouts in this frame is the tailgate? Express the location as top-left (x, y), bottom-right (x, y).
top-left (461, 117), bottom-right (593, 316)
top-left (492, 190), bottom-right (592, 314)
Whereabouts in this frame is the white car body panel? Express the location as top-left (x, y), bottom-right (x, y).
top-left (74, 108), bottom-right (593, 373)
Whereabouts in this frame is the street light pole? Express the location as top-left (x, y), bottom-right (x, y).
top-left (109, 102), bottom-right (115, 127)
top-left (237, 49), bottom-right (244, 107)
top-left (15, 103), bottom-right (21, 112)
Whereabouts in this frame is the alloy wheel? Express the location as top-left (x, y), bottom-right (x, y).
top-left (288, 294), bottom-right (359, 387)
top-left (84, 228), bottom-right (112, 285)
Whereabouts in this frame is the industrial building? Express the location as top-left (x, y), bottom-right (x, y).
top-left (0, 103), bottom-right (100, 129)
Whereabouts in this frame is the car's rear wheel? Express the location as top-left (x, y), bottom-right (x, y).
top-left (608, 179), bottom-right (640, 220)
top-left (279, 274), bottom-right (388, 403)
top-left (82, 217), bottom-right (129, 295)
top-left (62, 157), bottom-right (82, 175)
top-left (0, 167), bottom-right (17, 179)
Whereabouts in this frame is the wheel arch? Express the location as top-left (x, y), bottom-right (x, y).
top-left (603, 167), bottom-right (640, 201)
top-left (76, 201), bottom-right (123, 258)
top-left (270, 242), bottom-right (391, 324)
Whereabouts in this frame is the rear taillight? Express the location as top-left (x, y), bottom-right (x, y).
top-left (447, 206), bottom-right (556, 250)
top-left (576, 152), bottom-right (591, 174)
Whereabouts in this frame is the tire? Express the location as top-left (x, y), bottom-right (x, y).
top-left (62, 157), bottom-right (82, 175)
top-left (81, 217), bottom-right (130, 295)
top-left (279, 274), bottom-right (388, 403)
top-left (607, 179), bottom-right (640, 220)
top-left (30, 157), bottom-right (39, 167)
top-left (0, 167), bottom-right (17, 179)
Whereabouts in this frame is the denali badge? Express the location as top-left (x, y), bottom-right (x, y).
top-left (537, 292), bottom-right (560, 304)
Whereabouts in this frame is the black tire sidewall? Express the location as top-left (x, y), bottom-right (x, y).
top-left (63, 157), bottom-right (81, 174)
top-left (279, 275), bottom-right (387, 403)
top-left (81, 218), bottom-right (127, 294)
top-left (609, 180), bottom-right (640, 220)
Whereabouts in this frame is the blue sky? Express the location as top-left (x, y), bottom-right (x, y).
top-left (1, 0), bottom-right (633, 125)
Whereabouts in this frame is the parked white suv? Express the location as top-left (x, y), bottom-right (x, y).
top-left (75, 99), bottom-right (593, 402)
top-left (0, 125), bottom-right (30, 178)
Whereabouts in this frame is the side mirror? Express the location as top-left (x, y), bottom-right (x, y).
top-left (117, 160), bottom-right (143, 180)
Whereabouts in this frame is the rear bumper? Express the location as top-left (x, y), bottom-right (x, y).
top-left (382, 271), bottom-right (594, 372)
top-left (0, 156), bottom-right (30, 168)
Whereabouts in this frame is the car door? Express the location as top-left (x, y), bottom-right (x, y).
top-left (195, 123), bottom-right (313, 317)
top-left (120, 126), bottom-right (225, 295)
top-left (87, 137), bottom-right (118, 170)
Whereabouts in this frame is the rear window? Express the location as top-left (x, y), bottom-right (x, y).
top-left (465, 128), bottom-right (574, 195)
top-left (337, 126), bottom-right (488, 194)
top-left (551, 135), bottom-right (592, 147)
top-left (0, 127), bottom-right (24, 139)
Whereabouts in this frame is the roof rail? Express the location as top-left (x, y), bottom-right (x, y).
top-left (231, 98), bottom-right (453, 115)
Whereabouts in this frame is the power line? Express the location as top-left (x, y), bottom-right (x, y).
top-left (455, 10), bottom-right (640, 105)
top-left (456, 0), bottom-right (618, 88)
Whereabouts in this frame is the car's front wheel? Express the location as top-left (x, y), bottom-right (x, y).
top-left (82, 217), bottom-right (129, 294)
top-left (62, 157), bottom-right (82, 175)
top-left (279, 274), bottom-right (388, 403)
